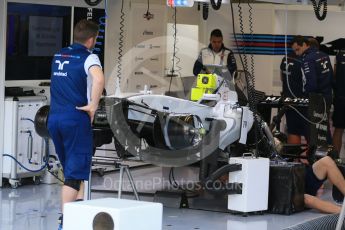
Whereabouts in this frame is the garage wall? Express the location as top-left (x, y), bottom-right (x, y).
top-left (231, 4), bottom-right (277, 94)
top-left (105, 1), bottom-right (202, 95)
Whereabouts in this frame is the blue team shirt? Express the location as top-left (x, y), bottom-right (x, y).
top-left (301, 47), bottom-right (333, 100)
top-left (50, 43), bottom-right (102, 113)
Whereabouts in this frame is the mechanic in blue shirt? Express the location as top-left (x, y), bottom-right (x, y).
top-left (332, 49), bottom-right (345, 154)
top-left (193, 29), bottom-right (237, 77)
top-left (291, 36), bottom-right (333, 101)
top-left (290, 36), bottom-right (342, 214)
top-left (280, 51), bottom-right (309, 145)
top-left (48, 19), bottom-right (105, 230)
top-left (292, 36), bottom-right (333, 142)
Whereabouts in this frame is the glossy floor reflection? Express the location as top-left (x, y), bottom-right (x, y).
top-left (0, 166), bottom-right (334, 230)
top-left (0, 184), bottom-right (61, 230)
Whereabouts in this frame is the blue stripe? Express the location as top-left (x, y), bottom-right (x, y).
top-left (232, 37), bottom-right (293, 42)
top-left (233, 34), bottom-right (294, 37)
top-left (232, 47), bottom-right (292, 51)
top-left (232, 39), bottom-right (292, 43)
top-left (232, 50), bottom-right (292, 55)
top-left (232, 34), bottom-right (295, 39)
top-left (235, 51), bottom-right (276, 55)
top-left (228, 33), bottom-right (315, 55)
top-left (232, 50), bottom-right (292, 54)
top-left (231, 47), bottom-right (293, 51)
top-left (232, 51), bottom-right (282, 54)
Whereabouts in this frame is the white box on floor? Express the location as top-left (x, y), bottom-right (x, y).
top-left (228, 156), bottom-right (269, 213)
top-left (64, 198), bottom-right (163, 230)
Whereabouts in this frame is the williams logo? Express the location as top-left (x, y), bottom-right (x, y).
top-left (55, 60), bottom-right (69, 70)
top-left (321, 61), bottom-right (328, 69)
top-left (54, 60), bottom-right (69, 76)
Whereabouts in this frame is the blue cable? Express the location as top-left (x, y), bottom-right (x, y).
top-left (3, 138), bottom-right (50, 173)
top-left (3, 154), bottom-right (47, 173)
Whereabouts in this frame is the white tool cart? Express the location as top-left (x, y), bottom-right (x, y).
top-left (2, 96), bottom-right (47, 188)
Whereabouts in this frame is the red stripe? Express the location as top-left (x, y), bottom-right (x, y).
top-left (236, 42), bottom-right (287, 47)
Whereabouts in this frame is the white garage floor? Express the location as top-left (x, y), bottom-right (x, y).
top-left (0, 165), bottom-right (338, 230)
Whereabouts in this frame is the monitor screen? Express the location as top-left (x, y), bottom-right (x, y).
top-left (6, 3), bottom-right (72, 81)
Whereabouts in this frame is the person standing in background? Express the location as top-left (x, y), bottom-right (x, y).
top-left (193, 29), bottom-right (237, 76)
top-left (291, 36), bottom-right (333, 103)
top-left (48, 19), bottom-right (105, 230)
top-left (291, 36), bottom-right (333, 145)
top-left (280, 50), bottom-right (308, 145)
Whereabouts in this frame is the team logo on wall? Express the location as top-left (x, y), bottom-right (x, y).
top-left (134, 71), bottom-right (144, 75)
top-left (149, 44), bottom-right (160, 49)
top-left (143, 30), bottom-right (154, 36)
top-left (135, 56), bottom-right (144, 62)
